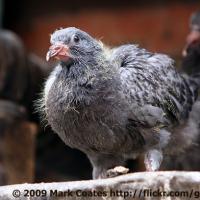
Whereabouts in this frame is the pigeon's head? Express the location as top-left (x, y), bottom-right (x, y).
top-left (183, 11), bottom-right (200, 57)
top-left (46, 27), bottom-right (103, 66)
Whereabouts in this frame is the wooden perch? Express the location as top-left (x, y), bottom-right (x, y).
top-left (0, 171), bottom-right (199, 200)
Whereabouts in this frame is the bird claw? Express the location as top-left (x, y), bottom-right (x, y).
top-left (144, 149), bottom-right (163, 171)
top-left (105, 166), bottom-right (129, 178)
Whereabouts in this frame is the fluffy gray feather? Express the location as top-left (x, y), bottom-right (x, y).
top-left (41, 27), bottom-right (200, 179)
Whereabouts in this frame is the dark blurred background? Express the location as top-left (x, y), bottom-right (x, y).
top-left (0, 0), bottom-right (200, 185)
top-left (3, 0), bottom-right (200, 57)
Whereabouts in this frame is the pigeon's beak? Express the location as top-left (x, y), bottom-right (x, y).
top-left (46, 43), bottom-right (70, 61)
top-left (182, 29), bottom-right (200, 57)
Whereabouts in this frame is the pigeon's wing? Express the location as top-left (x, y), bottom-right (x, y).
top-left (111, 45), bottom-right (196, 126)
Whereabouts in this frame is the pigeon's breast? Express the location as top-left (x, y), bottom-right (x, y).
top-left (46, 96), bottom-right (129, 153)
top-left (45, 73), bottom-right (134, 154)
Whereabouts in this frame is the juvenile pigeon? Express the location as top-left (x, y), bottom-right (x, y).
top-left (42, 27), bottom-right (200, 179)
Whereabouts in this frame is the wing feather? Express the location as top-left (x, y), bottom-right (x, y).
top-left (111, 45), bottom-right (195, 125)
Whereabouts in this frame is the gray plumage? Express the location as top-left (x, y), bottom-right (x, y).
top-left (42, 27), bottom-right (200, 179)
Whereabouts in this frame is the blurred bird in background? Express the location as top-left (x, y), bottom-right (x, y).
top-left (0, 30), bottom-right (48, 123)
top-left (43, 27), bottom-right (200, 179)
top-left (0, 30), bottom-right (48, 185)
top-left (162, 11), bottom-right (200, 171)
top-left (180, 11), bottom-right (200, 171)
top-left (182, 11), bottom-right (200, 74)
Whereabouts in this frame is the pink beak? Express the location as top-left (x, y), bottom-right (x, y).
top-left (46, 43), bottom-right (70, 61)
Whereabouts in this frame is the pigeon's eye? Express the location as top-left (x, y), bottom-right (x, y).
top-left (73, 35), bottom-right (80, 43)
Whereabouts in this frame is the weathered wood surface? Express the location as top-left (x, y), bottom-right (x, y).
top-left (0, 171), bottom-right (199, 200)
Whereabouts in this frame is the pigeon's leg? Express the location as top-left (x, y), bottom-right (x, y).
top-left (144, 149), bottom-right (163, 171)
top-left (87, 153), bottom-right (127, 179)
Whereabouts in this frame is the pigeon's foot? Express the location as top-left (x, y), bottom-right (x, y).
top-left (144, 149), bottom-right (163, 171)
top-left (105, 166), bottom-right (129, 178)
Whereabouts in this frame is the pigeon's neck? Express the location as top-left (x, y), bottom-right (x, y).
top-left (67, 59), bottom-right (118, 102)
top-left (63, 55), bottom-right (114, 83)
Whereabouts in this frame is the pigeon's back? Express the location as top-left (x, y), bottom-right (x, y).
top-left (111, 45), bottom-right (197, 126)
